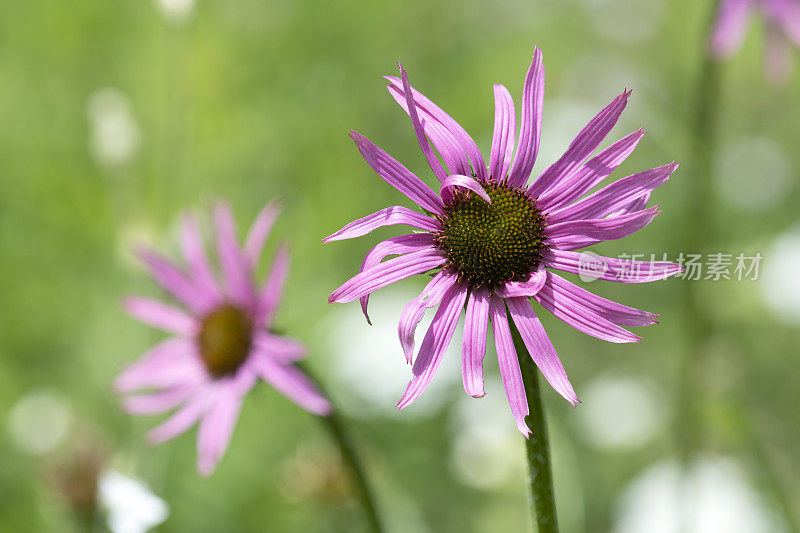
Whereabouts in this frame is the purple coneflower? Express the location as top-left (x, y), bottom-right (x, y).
top-left (326, 48), bottom-right (681, 436)
top-left (116, 201), bottom-right (331, 475)
top-left (710, 0), bottom-right (800, 82)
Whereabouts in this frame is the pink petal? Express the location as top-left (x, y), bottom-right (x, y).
top-left (396, 281), bottom-right (468, 410)
top-left (462, 288), bottom-right (489, 398)
top-left (398, 64), bottom-right (449, 182)
top-left (254, 358), bottom-right (332, 415)
top-left (122, 296), bottom-right (198, 336)
top-left (136, 248), bottom-right (213, 314)
top-left (440, 174), bottom-right (492, 204)
top-left (488, 297), bottom-right (531, 436)
top-left (115, 338), bottom-right (206, 394)
top-left (528, 90), bottom-right (631, 199)
top-left (709, 0), bottom-right (753, 58)
top-left (507, 47), bottom-right (545, 188)
top-left (196, 384), bottom-right (244, 476)
top-left (323, 206), bottom-right (441, 243)
top-left (538, 129), bottom-right (645, 212)
top-left (385, 76), bottom-right (487, 181)
top-left (255, 243), bottom-right (289, 328)
top-left (329, 248), bottom-right (446, 304)
top-left (495, 265), bottom-right (547, 298)
top-left (180, 212), bottom-right (221, 300)
top-left (546, 272), bottom-right (658, 327)
top-left (544, 249), bottom-right (683, 283)
top-left (548, 162), bottom-right (678, 223)
top-left (214, 202), bottom-right (257, 311)
top-left (243, 201), bottom-right (281, 269)
top-left (357, 234), bottom-right (435, 324)
top-left (506, 297), bottom-right (579, 405)
top-left (488, 84), bottom-right (516, 182)
top-left (532, 273), bottom-right (642, 343)
top-left (349, 130), bottom-right (445, 215)
top-left (252, 331), bottom-right (306, 362)
top-left (146, 391), bottom-right (210, 445)
top-left (398, 270), bottom-right (457, 363)
top-left (122, 383), bottom-right (199, 415)
top-left (546, 206), bottom-right (660, 251)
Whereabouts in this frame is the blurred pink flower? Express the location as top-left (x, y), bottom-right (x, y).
top-left (116, 201), bottom-right (330, 476)
top-left (326, 48), bottom-right (680, 436)
top-left (710, 0), bottom-right (800, 83)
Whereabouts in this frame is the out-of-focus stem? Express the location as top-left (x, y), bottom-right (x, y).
top-left (512, 320), bottom-right (559, 533)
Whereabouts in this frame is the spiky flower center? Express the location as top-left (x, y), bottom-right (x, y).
top-left (198, 304), bottom-right (253, 377)
top-left (434, 182), bottom-right (547, 289)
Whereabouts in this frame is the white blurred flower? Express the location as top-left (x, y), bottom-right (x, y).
top-left (715, 137), bottom-right (790, 212)
top-left (153, 0), bottom-right (195, 25)
top-left (86, 88), bottom-right (140, 167)
top-left (615, 456), bottom-right (785, 533)
top-left (7, 389), bottom-right (71, 454)
top-left (578, 374), bottom-right (667, 450)
top-left (323, 284), bottom-right (461, 420)
top-left (98, 470), bottom-right (169, 533)
top-left (761, 221), bottom-right (800, 325)
top-left (449, 392), bottom-right (520, 489)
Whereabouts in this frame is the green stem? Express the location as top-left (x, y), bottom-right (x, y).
top-left (512, 319), bottom-right (559, 533)
top-left (678, 0), bottom-right (723, 465)
top-left (297, 362), bottom-right (385, 533)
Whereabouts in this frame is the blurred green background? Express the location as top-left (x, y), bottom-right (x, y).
top-left (1, 0), bottom-right (799, 531)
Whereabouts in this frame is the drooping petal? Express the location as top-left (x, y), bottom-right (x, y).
top-left (544, 249), bottom-right (683, 283)
top-left (114, 338), bottom-right (206, 394)
top-left (243, 201), bottom-right (281, 269)
top-left (764, 23), bottom-right (793, 85)
top-left (122, 383), bottom-right (199, 415)
top-left (538, 129), bottom-right (645, 211)
top-left (506, 297), bottom-right (579, 405)
top-left (136, 248), bottom-right (214, 314)
top-left (495, 265), bottom-right (547, 298)
top-left (349, 130), bottom-right (445, 215)
top-left (385, 76), bottom-right (487, 181)
top-left (329, 248), bottom-right (446, 304)
top-left (507, 47), bottom-right (544, 188)
top-left (528, 90), bottom-right (631, 199)
top-left (255, 243), bottom-right (289, 328)
top-left (122, 297), bottom-right (198, 336)
top-left (764, 0), bottom-right (800, 45)
top-left (146, 391), bottom-right (210, 445)
top-left (323, 206), bottom-right (440, 243)
top-left (197, 384), bottom-right (244, 476)
top-left (252, 331), bottom-right (306, 362)
top-left (181, 212), bottom-right (221, 300)
top-left (548, 162), bottom-right (678, 223)
top-left (532, 274), bottom-right (642, 343)
top-left (489, 84), bottom-right (516, 182)
top-left (546, 206), bottom-right (660, 251)
top-left (462, 288), bottom-right (490, 398)
top-left (214, 202), bottom-right (257, 311)
top-left (398, 270), bottom-right (457, 363)
top-left (254, 358), bottom-right (332, 415)
top-left (358, 234), bottom-right (435, 324)
top-left (489, 297), bottom-right (531, 436)
top-left (440, 174), bottom-right (492, 204)
top-left (709, 0), bottom-right (753, 58)
top-left (546, 271), bottom-right (658, 327)
top-left (398, 64), bottom-right (449, 182)
top-left (396, 281), bottom-right (468, 410)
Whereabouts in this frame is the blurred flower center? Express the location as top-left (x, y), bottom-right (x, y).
top-left (435, 183), bottom-right (547, 289)
top-left (198, 305), bottom-right (253, 377)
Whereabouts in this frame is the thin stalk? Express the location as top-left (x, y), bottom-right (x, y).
top-left (678, 0), bottom-right (723, 464)
top-left (297, 362), bottom-right (385, 533)
top-left (511, 319), bottom-right (559, 533)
